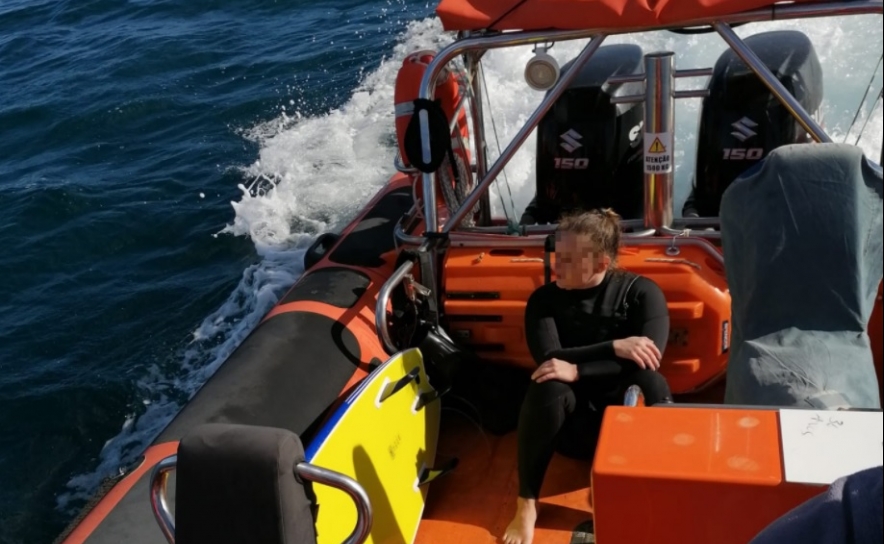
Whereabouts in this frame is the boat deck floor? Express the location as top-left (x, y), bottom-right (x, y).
top-left (414, 380), bottom-right (728, 543)
top-left (415, 410), bottom-right (594, 544)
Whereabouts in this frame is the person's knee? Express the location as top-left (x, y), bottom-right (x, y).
top-left (523, 379), bottom-right (576, 410)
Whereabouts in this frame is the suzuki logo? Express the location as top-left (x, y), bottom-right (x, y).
top-left (731, 117), bottom-right (758, 142)
top-left (628, 121), bottom-right (643, 147)
top-left (559, 129), bottom-right (583, 153)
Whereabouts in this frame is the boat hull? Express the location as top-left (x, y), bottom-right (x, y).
top-left (55, 174), bottom-right (418, 544)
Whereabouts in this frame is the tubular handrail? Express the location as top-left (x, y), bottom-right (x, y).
top-left (150, 456), bottom-right (177, 544)
top-left (295, 463), bottom-right (372, 543)
top-left (673, 217), bottom-right (722, 229)
top-left (608, 67), bottom-right (712, 85)
top-left (411, 0), bottom-right (880, 241)
top-left (407, 221), bottom-right (720, 242)
top-left (394, 151), bottom-right (418, 174)
top-left (627, 236), bottom-right (725, 266)
top-left (626, 229), bottom-right (658, 238)
top-left (440, 35), bottom-right (609, 235)
top-left (386, 1), bottom-right (878, 353)
top-left (445, 232), bottom-right (725, 267)
top-left (713, 22), bottom-right (830, 143)
top-left (624, 385), bottom-right (644, 407)
top-left (659, 225), bottom-right (721, 240)
top-left (149, 455), bottom-right (373, 544)
top-left (375, 260), bottom-right (416, 354)
top-left (394, 218), bottom-right (424, 247)
top-left (454, 218), bottom-right (652, 236)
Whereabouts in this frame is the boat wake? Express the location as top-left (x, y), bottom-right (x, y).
top-left (56, 12), bottom-right (882, 513)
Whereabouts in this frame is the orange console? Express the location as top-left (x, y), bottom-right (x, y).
top-left (441, 237), bottom-right (732, 394)
top-left (591, 405), bottom-right (884, 544)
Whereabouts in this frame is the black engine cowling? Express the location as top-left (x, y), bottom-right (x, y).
top-left (684, 30), bottom-right (823, 218)
top-left (520, 44), bottom-right (646, 224)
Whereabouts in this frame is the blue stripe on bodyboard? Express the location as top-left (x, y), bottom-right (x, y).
top-left (303, 354), bottom-right (397, 461)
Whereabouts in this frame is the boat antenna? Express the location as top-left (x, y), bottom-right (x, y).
top-left (479, 62), bottom-right (519, 230)
top-left (844, 51), bottom-right (883, 147)
top-left (879, 88), bottom-right (884, 167)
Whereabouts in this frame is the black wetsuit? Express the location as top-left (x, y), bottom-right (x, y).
top-left (517, 270), bottom-right (671, 499)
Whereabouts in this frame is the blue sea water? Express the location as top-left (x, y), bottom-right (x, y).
top-left (0, 1), bottom-right (880, 543)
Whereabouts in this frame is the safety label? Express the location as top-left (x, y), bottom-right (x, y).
top-left (644, 131), bottom-right (673, 174)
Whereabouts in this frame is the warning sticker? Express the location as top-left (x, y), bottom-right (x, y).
top-left (644, 131), bottom-right (673, 174)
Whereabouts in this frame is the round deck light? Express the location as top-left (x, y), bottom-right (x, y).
top-left (525, 45), bottom-right (559, 91)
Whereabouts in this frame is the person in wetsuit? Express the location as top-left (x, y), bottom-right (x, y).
top-left (503, 209), bottom-right (672, 544)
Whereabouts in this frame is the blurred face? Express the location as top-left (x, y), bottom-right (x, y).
top-left (554, 231), bottom-right (610, 289)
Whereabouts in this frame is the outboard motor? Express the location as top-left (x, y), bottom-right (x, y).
top-left (520, 44), bottom-right (645, 224)
top-left (684, 30), bottom-right (823, 218)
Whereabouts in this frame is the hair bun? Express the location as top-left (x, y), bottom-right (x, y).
top-left (599, 207), bottom-right (621, 222)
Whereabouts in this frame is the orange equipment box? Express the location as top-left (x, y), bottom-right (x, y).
top-left (591, 405), bottom-right (884, 544)
top-left (442, 240), bottom-right (732, 394)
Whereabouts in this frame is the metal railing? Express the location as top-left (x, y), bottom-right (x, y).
top-left (442, 231), bottom-right (724, 265)
top-left (713, 22), bottom-right (830, 143)
top-left (624, 385), bottom-right (644, 407)
top-left (375, 259), bottom-right (416, 355)
top-left (374, 1), bottom-right (881, 353)
top-left (150, 456), bottom-right (177, 544)
top-left (439, 35), bottom-right (610, 234)
top-left (644, 52), bottom-right (675, 230)
top-left (394, 217), bottom-right (425, 247)
top-left (149, 455), bottom-right (373, 544)
top-left (407, 1), bottom-right (880, 234)
top-left (414, 2), bottom-right (880, 238)
top-left (660, 225), bottom-right (721, 240)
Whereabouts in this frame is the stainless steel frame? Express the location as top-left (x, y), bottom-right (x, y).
top-left (642, 51), bottom-right (675, 230)
top-left (427, 35), bottom-right (610, 234)
top-left (376, 259), bottom-right (416, 354)
top-left (394, 216), bottom-right (425, 247)
top-left (149, 455), bottom-right (373, 544)
top-left (443, 232), bottom-right (724, 265)
top-left (660, 225), bottom-right (722, 239)
top-left (399, 218), bottom-right (651, 239)
top-left (713, 21), bottom-right (831, 143)
top-left (412, 0), bottom-right (879, 237)
top-left (150, 456), bottom-right (177, 544)
top-left (376, 1), bottom-right (880, 353)
top-left (624, 385), bottom-right (644, 407)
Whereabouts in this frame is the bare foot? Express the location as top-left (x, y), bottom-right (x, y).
top-left (503, 498), bottom-right (538, 544)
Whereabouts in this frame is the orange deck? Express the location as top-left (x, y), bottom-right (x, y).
top-left (415, 410), bottom-right (594, 544)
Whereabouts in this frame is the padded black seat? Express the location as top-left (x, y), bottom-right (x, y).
top-left (175, 423), bottom-right (319, 544)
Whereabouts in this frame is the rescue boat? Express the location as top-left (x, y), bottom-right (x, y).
top-left (54, 1), bottom-right (883, 544)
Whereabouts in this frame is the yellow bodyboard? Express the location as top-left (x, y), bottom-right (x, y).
top-left (305, 348), bottom-right (441, 544)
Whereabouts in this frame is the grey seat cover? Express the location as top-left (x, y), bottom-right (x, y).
top-left (720, 143), bottom-right (883, 409)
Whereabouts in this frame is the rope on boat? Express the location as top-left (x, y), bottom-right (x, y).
top-left (438, 142), bottom-right (480, 228)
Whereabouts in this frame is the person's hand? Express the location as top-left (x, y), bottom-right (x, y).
top-left (531, 358), bottom-right (579, 383)
top-left (613, 337), bottom-right (662, 370)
